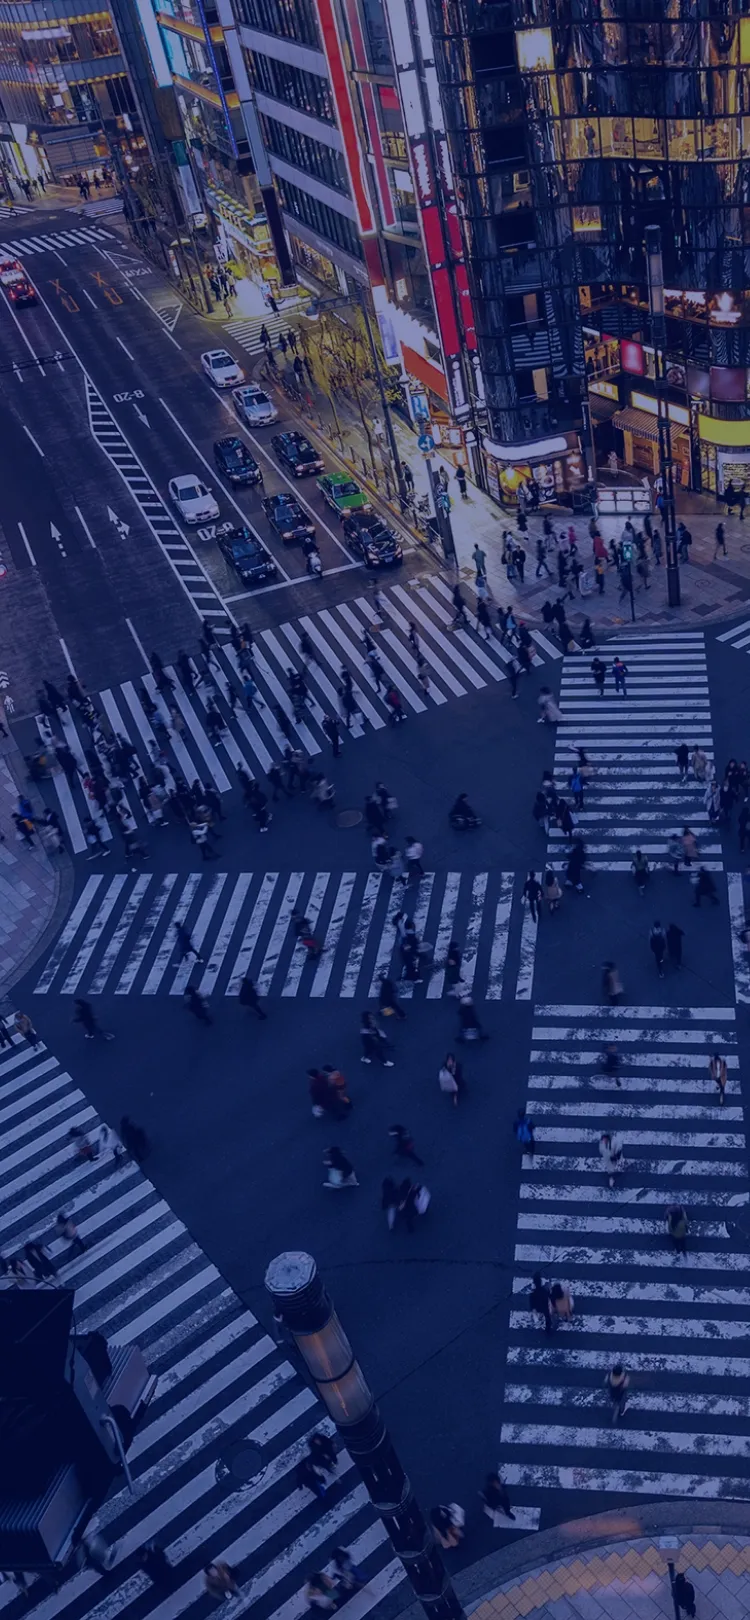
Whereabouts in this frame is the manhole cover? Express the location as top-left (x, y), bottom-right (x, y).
top-left (215, 1440), bottom-right (265, 1487)
top-left (336, 809), bottom-right (363, 829)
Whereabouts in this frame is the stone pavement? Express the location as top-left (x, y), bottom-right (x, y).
top-left (471, 1533), bottom-right (748, 1620)
top-left (0, 743), bottom-right (68, 1003)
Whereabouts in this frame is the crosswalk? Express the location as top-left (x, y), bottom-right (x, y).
top-left (0, 1033), bottom-right (405, 1619)
top-left (0, 225), bottom-right (116, 255)
top-left (501, 1001), bottom-right (750, 1504)
top-left (33, 577), bottom-right (560, 856)
top-left (34, 868), bottom-right (518, 1001)
top-left (0, 203), bottom-right (33, 220)
top-left (224, 313), bottom-right (289, 358)
top-left (717, 616), bottom-right (750, 656)
top-left (550, 633), bottom-right (720, 871)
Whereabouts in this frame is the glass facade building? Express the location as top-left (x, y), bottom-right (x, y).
top-left (427, 0), bottom-right (750, 504)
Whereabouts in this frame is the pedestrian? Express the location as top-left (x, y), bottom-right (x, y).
top-left (612, 656), bottom-right (628, 696)
top-left (55, 1211), bottom-right (86, 1254)
top-left (445, 940), bottom-right (463, 990)
top-left (550, 1280), bottom-right (574, 1321)
top-left (379, 973), bottom-right (406, 1020)
top-left (605, 1363), bottom-right (629, 1423)
top-left (682, 827), bottom-right (698, 867)
top-left (631, 849), bottom-right (650, 895)
top-left (457, 991), bottom-right (487, 1042)
top-left (322, 714), bottom-right (342, 757)
top-left (691, 746), bottom-right (708, 782)
top-left (673, 1572), bottom-right (697, 1618)
top-left (388, 1124), bottom-right (423, 1164)
top-left (676, 742), bottom-right (690, 781)
top-left (714, 521), bottom-right (727, 559)
top-left (455, 464), bottom-right (468, 500)
top-left (543, 867), bottom-right (562, 912)
top-left (13, 812), bottom-right (35, 847)
top-left (14, 1011), bottom-right (41, 1048)
top-left (450, 585), bottom-right (469, 629)
top-left (708, 1051), bottom-right (727, 1105)
top-left (535, 537), bottom-right (552, 578)
top-left (649, 920), bottom-right (667, 977)
top-left (693, 866), bottom-right (719, 907)
top-left (23, 1239), bottom-right (57, 1281)
top-left (599, 1131), bottom-right (623, 1188)
top-left (430, 1502), bottom-right (465, 1548)
top-left (565, 837), bottom-right (586, 892)
top-left (382, 1175), bottom-right (401, 1230)
top-left (405, 836), bottom-right (425, 880)
top-left (204, 1561), bottom-right (239, 1600)
top-left (184, 985), bottom-right (212, 1025)
top-left (666, 1202), bottom-right (688, 1257)
top-left (591, 656), bottom-right (606, 696)
top-left (175, 921), bottom-right (203, 963)
top-left (260, 323), bottom-right (271, 350)
top-left (140, 1544), bottom-right (174, 1588)
top-left (523, 869), bottom-right (543, 922)
top-left (480, 1472), bottom-right (516, 1525)
top-left (73, 999), bottom-right (114, 1040)
top-left (360, 1010), bottom-right (394, 1066)
top-left (602, 961), bottom-right (623, 1004)
top-left (529, 1271), bottom-right (553, 1334)
top-left (120, 1115), bottom-right (149, 1161)
top-left (332, 1546), bottom-right (363, 1595)
top-left (476, 598), bottom-right (493, 639)
top-left (514, 1107), bottom-right (535, 1162)
top-left (324, 1145), bottom-right (358, 1187)
top-left (666, 921), bottom-right (684, 969)
top-left (0, 1016), bottom-right (12, 1049)
top-left (472, 542), bottom-right (487, 580)
top-left (239, 974), bottom-right (267, 1020)
top-left (438, 1052), bottom-right (465, 1106)
top-left (296, 1454), bottom-right (328, 1497)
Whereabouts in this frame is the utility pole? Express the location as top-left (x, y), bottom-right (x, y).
top-left (646, 224), bottom-right (681, 607)
top-left (265, 1252), bottom-right (466, 1620)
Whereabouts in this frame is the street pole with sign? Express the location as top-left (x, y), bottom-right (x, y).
top-left (645, 224), bottom-right (681, 608)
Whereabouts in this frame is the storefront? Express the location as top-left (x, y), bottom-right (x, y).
top-left (203, 183), bottom-right (281, 293)
top-left (482, 431), bottom-right (586, 509)
top-left (612, 400), bottom-right (690, 487)
top-left (697, 415), bottom-right (750, 496)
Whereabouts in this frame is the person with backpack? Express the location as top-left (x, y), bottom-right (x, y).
top-left (514, 1107), bottom-right (535, 1161)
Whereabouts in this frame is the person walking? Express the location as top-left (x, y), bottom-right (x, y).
top-left (529, 1272), bottom-right (553, 1334)
top-left (184, 986), bottom-right (212, 1025)
top-left (140, 1544), bottom-right (174, 1588)
top-left (73, 999), bottom-right (114, 1040)
top-left (360, 1011), bottom-right (394, 1065)
top-left (204, 1562), bottom-right (239, 1601)
top-left (445, 940), bottom-right (463, 991)
top-left (599, 1131), bottom-right (623, 1188)
top-left (666, 1202), bottom-right (688, 1257)
top-left (405, 836), bottom-right (425, 881)
top-left (450, 585), bottom-right (469, 630)
top-left (649, 920), bottom-right (667, 977)
top-left (666, 921), bottom-right (684, 970)
top-left (676, 742), bottom-right (690, 781)
top-left (631, 850), bottom-right (650, 895)
top-left (455, 464), bottom-right (468, 500)
top-left (514, 1107), bottom-right (535, 1162)
top-left (480, 1472), bottom-right (516, 1525)
top-left (379, 973), bottom-right (406, 1020)
top-left (714, 521), bottom-right (727, 559)
top-left (239, 974), bottom-right (267, 1019)
top-left (388, 1123), bottom-right (423, 1164)
top-left (438, 1052), bottom-right (465, 1106)
top-left (523, 870), bottom-right (543, 922)
top-left (591, 656), bottom-right (606, 697)
top-left (605, 1363), bottom-right (629, 1423)
top-left (535, 536), bottom-right (552, 578)
top-left (691, 746), bottom-right (708, 783)
top-left (322, 714), bottom-right (342, 757)
top-left (694, 866), bottom-right (719, 907)
top-left (120, 1115), bottom-right (149, 1161)
top-left (14, 1011), bottom-right (41, 1049)
top-left (673, 1572), bottom-right (697, 1618)
top-left (612, 656), bottom-right (628, 696)
top-left (472, 542), bottom-right (487, 581)
top-left (709, 1051), bottom-right (727, 1105)
top-left (55, 1212), bottom-right (86, 1255)
top-left (175, 921), bottom-right (203, 964)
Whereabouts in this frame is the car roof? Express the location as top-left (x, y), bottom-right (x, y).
top-left (174, 474), bottom-right (203, 489)
top-left (323, 470), bottom-right (349, 484)
top-left (205, 348), bottom-right (234, 361)
top-left (268, 491), bottom-right (297, 505)
top-left (216, 435), bottom-right (247, 452)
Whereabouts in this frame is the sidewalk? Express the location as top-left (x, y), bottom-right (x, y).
top-left (0, 744), bottom-right (68, 1005)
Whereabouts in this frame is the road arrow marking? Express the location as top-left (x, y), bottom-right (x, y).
top-left (107, 507), bottom-right (130, 540)
top-left (133, 402), bottom-right (150, 427)
top-left (50, 522), bottom-right (67, 557)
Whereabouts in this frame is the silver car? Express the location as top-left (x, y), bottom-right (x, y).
top-left (232, 384), bottom-right (278, 427)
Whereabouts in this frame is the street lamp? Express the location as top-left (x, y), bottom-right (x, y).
top-left (265, 1252), bottom-right (466, 1620)
top-left (645, 225), bottom-right (681, 607)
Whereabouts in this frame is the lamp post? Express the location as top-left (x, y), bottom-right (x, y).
top-left (645, 224), bottom-right (681, 607)
top-left (265, 1252), bottom-right (466, 1620)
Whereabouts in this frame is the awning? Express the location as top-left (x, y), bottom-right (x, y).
top-left (613, 406), bottom-right (687, 443)
top-left (401, 343), bottom-right (449, 405)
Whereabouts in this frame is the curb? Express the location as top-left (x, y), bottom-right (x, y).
top-left (389, 1502), bottom-right (750, 1620)
top-left (0, 742), bottom-right (74, 1008)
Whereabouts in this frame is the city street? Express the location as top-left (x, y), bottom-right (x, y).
top-left (6, 217), bottom-right (750, 1620)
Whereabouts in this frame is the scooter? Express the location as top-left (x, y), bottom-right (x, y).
top-left (449, 810), bottom-right (482, 831)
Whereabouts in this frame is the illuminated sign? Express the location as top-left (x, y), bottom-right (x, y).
top-left (516, 27), bottom-right (553, 71)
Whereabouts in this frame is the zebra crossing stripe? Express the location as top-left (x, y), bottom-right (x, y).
top-left (501, 1462), bottom-right (750, 1500)
top-left (89, 874), bottom-right (154, 993)
top-left (486, 873), bottom-right (514, 1000)
top-left (170, 873), bottom-right (228, 995)
top-left (227, 873), bottom-right (279, 993)
top-left (398, 875), bottom-right (434, 998)
top-left (282, 872), bottom-right (330, 996)
top-left (340, 873), bottom-right (382, 998)
top-left (167, 669), bottom-right (232, 791)
top-left (426, 872), bottom-right (461, 1000)
top-left (310, 873), bottom-right (356, 997)
top-left (140, 875), bottom-right (200, 995)
top-left (255, 873), bottom-right (303, 994)
top-left (728, 871), bottom-right (750, 1003)
top-left (197, 873), bottom-right (253, 996)
top-left (60, 874), bottom-right (128, 993)
top-left (35, 876), bottom-right (103, 992)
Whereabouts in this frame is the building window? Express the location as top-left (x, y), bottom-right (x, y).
top-left (245, 53), bottom-right (334, 122)
top-left (236, 0), bottom-right (320, 50)
top-left (276, 176), bottom-right (363, 259)
top-left (259, 114), bottom-right (348, 192)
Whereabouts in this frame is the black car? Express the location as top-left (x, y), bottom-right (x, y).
top-left (217, 525), bottom-right (278, 587)
top-left (213, 436), bottom-right (262, 487)
top-left (262, 492), bottom-right (316, 545)
top-left (270, 431), bottom-right (325, 477)
top-left (342, 512), bottom-right (403, 569)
